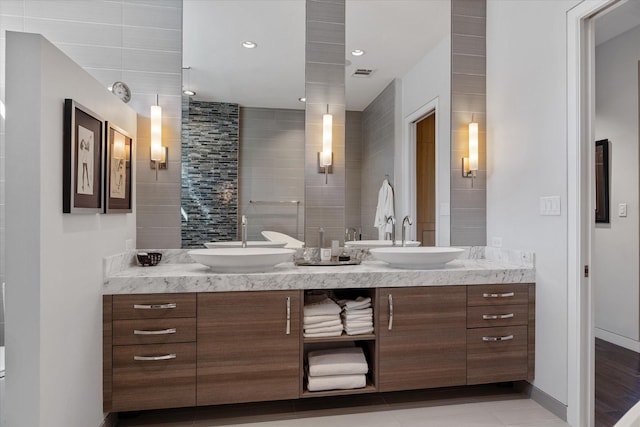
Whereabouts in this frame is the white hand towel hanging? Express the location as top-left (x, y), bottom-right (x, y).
top-left (374, 178), bottom-right (395, 240)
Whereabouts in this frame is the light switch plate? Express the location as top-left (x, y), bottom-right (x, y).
top-left (618, 203), bottom-right (628, 217)
top-left (491, 237), bottom-right (503, 248)
top-left (540, 196), bottom-right (561, 216)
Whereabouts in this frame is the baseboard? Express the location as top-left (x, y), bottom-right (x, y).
top-left (595, 328), bottom-right (640, 353)
top-left (515, 381), bottom-right (567, 421)
top-left (100, 412), bottom-right (117, 427)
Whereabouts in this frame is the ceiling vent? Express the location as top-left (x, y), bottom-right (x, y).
top-left (351, 68), bottom-right (375, 78)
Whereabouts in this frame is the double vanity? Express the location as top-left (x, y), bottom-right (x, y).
top-left (102, 246), bottom-right (535, 413)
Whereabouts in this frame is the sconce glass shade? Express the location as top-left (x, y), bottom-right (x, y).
top-left (322, 113), bottom-right (332, 166)
top-left (113, 132), bottom-right (126, 160)
top-left (468, 121), bottom-right (478, 171)
top-left (150, 104), bottom-right (163, 161)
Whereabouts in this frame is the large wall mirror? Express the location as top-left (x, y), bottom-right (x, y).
top-left (181, 0), bottom-right (451, 248)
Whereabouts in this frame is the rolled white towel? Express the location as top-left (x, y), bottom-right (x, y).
top-left (304, 295), bottom-right (342, 317)
top-left (307, 374), bottom-right (366, 392)
top-left (308, 347), bottom-right (369, 377)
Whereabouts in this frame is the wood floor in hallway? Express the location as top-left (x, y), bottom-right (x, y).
top-left (596, 338), bottom-right (640, 426)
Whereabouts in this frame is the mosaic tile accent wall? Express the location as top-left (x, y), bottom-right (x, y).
top-left (181, 99), bottom-right (239, 248)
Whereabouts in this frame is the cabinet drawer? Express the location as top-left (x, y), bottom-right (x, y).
top-left (113, 293), bottom-right (196, 320)
top-left (113, 318), bottom-right (196, 345)
top-left (467, 304), bottom-right (528, 328)
top-left (112, 342), bottom-right (196, 411)
top-left (467, 325), bottom-right (528, 385)
top-left (467, 284), bottom-right (529, 307)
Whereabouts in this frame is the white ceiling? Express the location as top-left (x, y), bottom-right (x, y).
top-left (182, 0), bottom-right (450, 111)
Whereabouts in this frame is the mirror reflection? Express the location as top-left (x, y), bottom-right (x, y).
top-left (181, 0), bottom-right (450, 248)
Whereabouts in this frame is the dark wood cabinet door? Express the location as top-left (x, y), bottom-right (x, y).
top-left (197, 291), bottom-right (301, 405)
top-left (378, 286), bottom-right (467, 392)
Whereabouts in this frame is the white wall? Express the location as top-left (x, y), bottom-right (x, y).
top-left (6, 32), bottom-right (137, 427)
top-left (594, 24), bottom-right (640, 346)
top-left (486, 0), bottom-right (581, 407)
top-left (397, 34), bottom-right (451, 246)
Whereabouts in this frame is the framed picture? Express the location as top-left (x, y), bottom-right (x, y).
top-left (595, 139), bottom-right (610, 224)
top-left (105, 122), bottom-right (133, 213)
top-left (63, 99), bottom-right (104, 213)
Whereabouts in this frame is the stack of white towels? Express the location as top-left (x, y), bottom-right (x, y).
top-left (307, 347), bottom-right (369, 392)
top-left (339, 296), bottom-right (374, 336)
top-left (303, 293), bottom-right (343, 338)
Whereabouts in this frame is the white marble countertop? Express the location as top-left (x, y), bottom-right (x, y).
top-left (103, 247), bottom-right (535, 295)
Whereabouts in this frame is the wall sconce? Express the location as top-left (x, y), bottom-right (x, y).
top-left (150, 95), bottom-right (167, 180)
top-left (462, 117), bottom-right (478, 186)
top-left (318, 106), bottom-right (333, 184)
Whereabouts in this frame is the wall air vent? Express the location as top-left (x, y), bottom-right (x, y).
top-left (351, 68), bottom-right (375, 78)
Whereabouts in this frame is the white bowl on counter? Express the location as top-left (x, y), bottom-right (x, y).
top-left (188, 248), bottom-right (295, 273)
top-left (344, 239), bottom-right (421, 248)
top-left (370, 246), bottom-right (465, 269)
top-left (204, 241), bottom-right (287, 248)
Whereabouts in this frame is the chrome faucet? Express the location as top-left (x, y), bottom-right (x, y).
top-left (385, 216), bottom-right (396, 246)
top-left (241, 215), bottom-right (248, 248)
top-left (401, 215), bottom-right (413, 247)
top-left (345, 227), bottom-right (357, 242)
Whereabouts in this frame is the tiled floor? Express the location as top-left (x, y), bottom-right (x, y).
top-left (116, 385), bottom-right (569, 427)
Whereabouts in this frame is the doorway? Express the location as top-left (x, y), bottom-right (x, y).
top-left (416, 112), bottom-right (436, 246)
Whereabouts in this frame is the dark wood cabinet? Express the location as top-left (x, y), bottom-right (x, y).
top-left (197, 291), bottom-right (301, 405)
top-left (377, 286), bottom-right (467, 391)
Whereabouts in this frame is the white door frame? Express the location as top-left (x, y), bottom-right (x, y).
top-left (567, 1), bottom-right (618, 425)
top-left (400, 97), bottom-right (449, 246)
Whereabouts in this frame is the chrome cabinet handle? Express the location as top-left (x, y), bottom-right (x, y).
top-left (134, 353), bottom-right (177, 361)
top-left (388, 294), bottom-right (394, 331)
top-left (134, 328), bottom-right (177, 335)
top-left (482, 292), bottom-right (515, 298)
top-left (285, 297), bottom-right (291, 335)
top-left (133, 303), bottom-right (177, 310)
top-left (482, 334), bottom-right (514, 342)
top-left (482, 313), bottom-right (515, 320)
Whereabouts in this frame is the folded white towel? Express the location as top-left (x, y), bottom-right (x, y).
top-left (307, 374), bottom-right (366, 392)
top-left (343, 319), bottom-right (373, 329)
top-left (308, 347), bottom-right (369, 377)
top-left (342, 308), bottom-right (373, 319)
top-left (304, 318), bottom-right (342, 329)
top-left (345, 326), bottom-right (374, 336)
top-left (304, 314), bottom-right (340, 325)
top-left (338, 297), bottom-right (372, 310)
top-left (303, 330), bottom-right (344, 338)
top-left (304, 324), bottom-right (343, 334)
top-left (304, 295), bottom-right (342, 317)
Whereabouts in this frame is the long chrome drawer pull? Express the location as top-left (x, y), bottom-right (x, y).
top-left (134, 353), bottom-right (177, 361)
top-left (133, 303), bottom-right (177, 310)
top-left (388, 294), bottom-right (394, 331)
top-left (286, 297), bottom-right (291, 335)
top-left (482, 292), bottom-right (515, 298)
top-left (482, 313), bottom-right (515, 320)
top-left (482, 334), bottom-right (514, 342)
top-left (134, 328), bottom-right (177, 335)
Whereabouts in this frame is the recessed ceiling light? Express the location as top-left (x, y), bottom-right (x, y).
top-left (242, 41), bottom-right (257, 49)
top-left (351, 49), bottom-right (365, 57)
top-left (298, 97), bottom-right (306, 103)
top-left (183, 89), bottom-right (196, 96)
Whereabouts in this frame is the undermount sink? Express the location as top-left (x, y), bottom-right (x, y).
top-left (188, 248), bottom-right (295, 273)
top-left (204, 241), bottom-right (287, 248)
top-left (344, 239), bottom-right (421, 248)
top-left (370, 247), bottom-right (465, 269)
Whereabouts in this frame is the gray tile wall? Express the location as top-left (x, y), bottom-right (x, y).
top-left (0, 0), bottom-right (182, 346)
top-left (239, 107), bottom-right (306, 242)
top-left (361, 81), bottom-right (397, 241)
top-left (305, 0), bottom-right (346, 247)
top-left (181, 99), bottom-right (239, 248)
top-left (450, 0), bottom-right (487, 246)
top-left (345, 111), bottom-right (363, 237)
